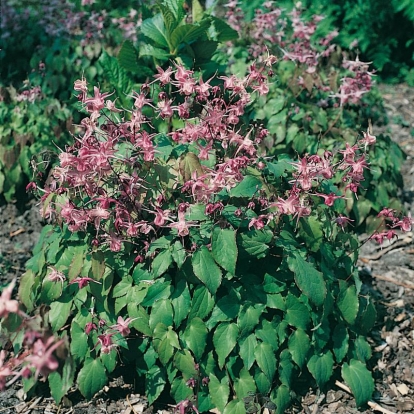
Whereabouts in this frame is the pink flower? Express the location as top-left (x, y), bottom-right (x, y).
top-left (0, 350), bottom-right (20, 390)
top-left (85, 322), bottom-right (97, 335)
top-left (83, 86), bottom-right (113, 113)
top-left (97, 333), bottom-right (117, 354)
top-left (0, 280), bottom-right (20, 318)
top-left (25, 336), bottom-right (64, 380)
top-left (69, 277), bottom-right (100, 289)
top-left (153, 66), bottom-right (174, 85)
top-left (47, 267), bottom-right (66, 284)
top-left (393, 215), bottom-right (412, 232)
top-left (335, 215), bottom-right (354, 230)
top-left (167, 211), bottom-right (198, 237)
top-left (110, 316), bottom-right (136, 337)
top-left (316, 193), bottom-right (344, 207)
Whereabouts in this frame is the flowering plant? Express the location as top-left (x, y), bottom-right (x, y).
top-left (220, 1), bottom-right (406, 232)
top-left (1, 54), bottom-right (409, 412)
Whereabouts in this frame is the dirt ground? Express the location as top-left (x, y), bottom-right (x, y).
top-left (0, 83), bottom-right (413, 413)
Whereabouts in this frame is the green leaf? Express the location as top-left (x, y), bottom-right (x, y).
top-left (77, 358), bottom-right (107, 400)
top-left (256, 320), bottom-right (278, 351)
top-left (211, 227), bottom-right (237, 274)
top-left (288, 329), bottom-right (310, 368)
top-left (158, 4), bottom-right (179, 36)
top-left (272, 384), bottom-right (291, 414)
top-left (141, 281), bottom-right (172, 307)
top-left (172, 240), bottom-right (186, 269)
top-left (173, 349), bottom-right (198, 380)
top-left (223, 399), bottom-right (246, 414)
top-left (141, 13), bottom-right (169, 48)
top-left (237, 304), bottom-right (264, 338)
top-left (188, 285), bottom-right (214, 320)
top-left (307, 351), bottom-right (334, 387)
top-left (164, 0), bottom-right (185, 21)
top-left (70, 321), bottom-right (89, 362)
top-left (266, 159), bottom-right (292, 178)
top-left (213, 322), bottom-right (239, 368)
top-left (254, 342), bottom-right (276, 382)
top-left (68, 250), bottom-right (84, 280)
top-left (298, 215), bottom-right (323, 253)
top-left (253, 365), bottom-right (271, 394)
top-left (342, 359), bottom-right (374, 406)
top-left (117, 40), bottom-right (139, 72)
top-left (152, 249), bottom-right (173, 277)
top-left (18, 270), bottom-right (35, 312)
top-left (49, 299), bottom-right (72, 332)
top-left (91, 251), bottom-right (106, 280)
top-left (149, 299), bottom-right (174, 330)
top-left (357, 296), bottom-right (377, 334)
top-left (192, 247), bottom-right (222, 294)
top-left (139, 43), bottom-right (170, 60)
top-left (112, 276), bottom-right (133, 298)
top-left (211, 16), bottom-right (239, 42)
top-left (48, 358), bottom-right (75, 404)
top-left (170, 23), bottom-right (209, 51)
top-left (230, 175), bottom-right (262, 198)
top-left (207, 287), bottom-right (241, 328)
top-left (285, 294), bottom-right (310, 329)
top-left (171, 279), bottom-right (191, 327)
top-left (337, 284), bottom-right (359, 324)
top-left (101, 350), bottom-right (117, 373)
top-left (333, 324), bottom-right (349, 363)
top-left (279, 349), bottom-right (295, 387)
top-left (192, 0), bottom-right (204, 21)
top-left (239, 334), bottom-right (257, 370)
top-left (238, 229), bottom-right (273, 259)
top-left (146, 365), bottom-right (166, 405)
top-left (98, 51), bottom-right (133, 97)
top-left (234, 368), bottom-right (256, 400)
top-left (354, 336), bottom-right (372, 362)
top-left (287, 252), bottom-right (326, 307)
top-left (209, 373), bottom-right (230, 413)
top-left (182, 317), bottom-right (208, 360)
top-left (127, 304), bottom-right (151, 336)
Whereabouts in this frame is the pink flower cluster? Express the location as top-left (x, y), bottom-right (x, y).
top-left (332, 57), bottom-right (375, 106)
top-left (225, 1), bottom-right (373, 105)
top-left (38, 61), bottom-right (275, 254)
top-left (370, 208), bottom-right (413, 244)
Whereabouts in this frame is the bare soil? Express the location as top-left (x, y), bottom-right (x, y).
top-left (0, 83), bottom-right (413, 414)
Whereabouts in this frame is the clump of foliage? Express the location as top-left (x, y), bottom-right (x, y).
top-left (0, 0), bottom-right (237, 202)
top-left (1, 51), bottom-right (412, 413)
top-left (220, 1), bottom-right (405, 232)
top-left (0, 84), bottom-right (72, 203)
top-left (0, 1), bottom-right (412, 413)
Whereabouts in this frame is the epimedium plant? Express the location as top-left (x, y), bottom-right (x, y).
top-left (2, 56), bottom-right (412, 413)
top-left (0, 84), bottom-right (72, 203)
top-left (220, 1), bottom-right (406, 232)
